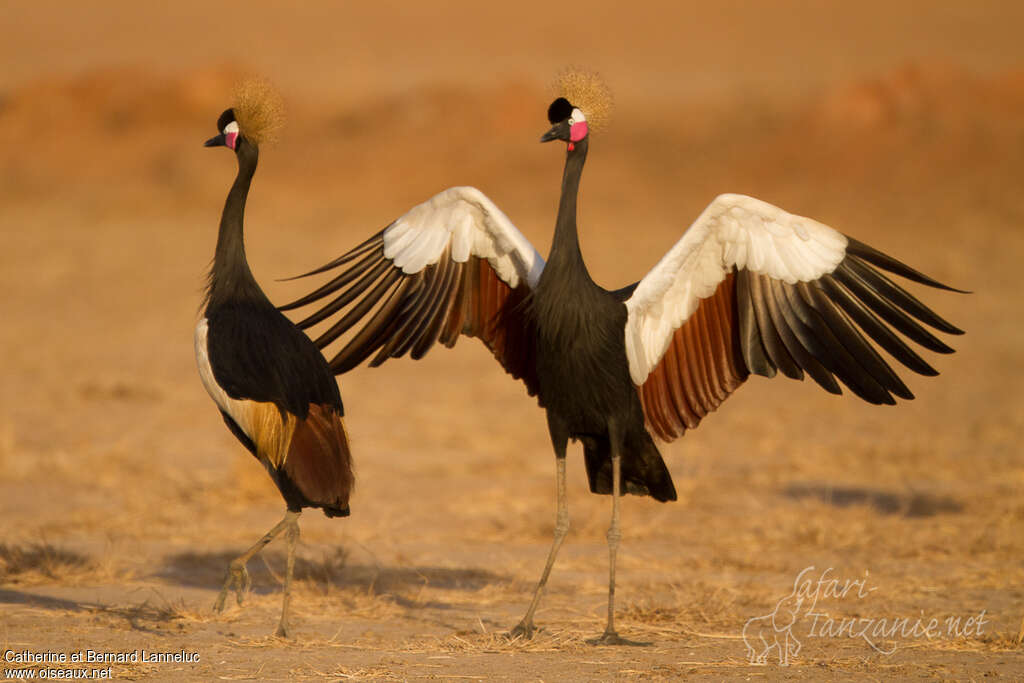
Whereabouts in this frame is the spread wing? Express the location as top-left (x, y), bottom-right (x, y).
top-left (280, 186), bottom-right (545, 395)
top-left (624, 194), bottom-right (964, 441)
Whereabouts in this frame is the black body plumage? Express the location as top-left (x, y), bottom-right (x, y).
top-left (202, 134), bottom-right (350, 517)
top-left (530, 136), bottom-right (675, 501)
top-left (205, 302), bottom-right (342, 423)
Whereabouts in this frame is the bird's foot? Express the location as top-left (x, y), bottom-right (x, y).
top-left (586, 630), bottom-right (651, 647)
top-left (274, 619), bottom-right (291, 639)
top-left (213, 559), bottom-right (251, 612)
top-left (507, 620), bottom-right (538, 640)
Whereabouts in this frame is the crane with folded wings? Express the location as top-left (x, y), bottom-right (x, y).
top-left (281, 70), bottom-right (964, 645)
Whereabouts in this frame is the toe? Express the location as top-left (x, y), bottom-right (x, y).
top-left (508, 621), bottom-right (536, 640)
top-left (586, 631), bottom-right (652, 647)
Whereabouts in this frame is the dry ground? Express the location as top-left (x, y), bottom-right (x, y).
top-left (1, 2), bottom-right (1023, 680)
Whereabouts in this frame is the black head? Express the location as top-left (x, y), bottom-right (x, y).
top-left (541, 97), bottom-right (589, 146)
top-left (204, 108), bottom-right (240, 150)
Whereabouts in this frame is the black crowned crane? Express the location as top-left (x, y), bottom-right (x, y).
top-left (281, 70), bottom-right (963, 644)
top-left (196, 79), bottom-right (354, 638)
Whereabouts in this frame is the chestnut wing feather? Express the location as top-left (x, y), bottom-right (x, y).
top-left (637, 272), bottom-right (749, 440)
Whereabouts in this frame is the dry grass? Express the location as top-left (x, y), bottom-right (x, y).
top-left (404, 629), bottom-right (592, 654)
top-left (619, 582), bottom-right (744, 631)
top-left (0, 542), bottom-right (126, 586)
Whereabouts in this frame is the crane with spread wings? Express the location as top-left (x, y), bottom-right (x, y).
top-left (281, 70), bottom-right (963, 644)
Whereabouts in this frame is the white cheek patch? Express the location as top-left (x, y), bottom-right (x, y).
top-left (224, 121), bottom-right (239, 135)
top-left (568, 107), bottom-right (586, 125)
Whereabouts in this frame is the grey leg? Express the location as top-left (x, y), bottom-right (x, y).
top-left (510, 414), bottom-right (570, 639)
top-left (275, 510), bottom-right (301, 638)
top-left (213, 509), bottom-right (300, 617)
top-left (588, 426), bottom-right (648, 646)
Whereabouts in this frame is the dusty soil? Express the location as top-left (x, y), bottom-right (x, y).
top-left (1, 2), bottom-right (1022, 680)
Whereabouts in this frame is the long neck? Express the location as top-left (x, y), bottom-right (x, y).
top-left (546, 137), bottom-right (590, 280)
top-left (205, 140), bottom-right (266, 310)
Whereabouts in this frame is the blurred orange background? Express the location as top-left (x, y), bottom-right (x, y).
top-left (1, 2), bottom-right (1021, 679)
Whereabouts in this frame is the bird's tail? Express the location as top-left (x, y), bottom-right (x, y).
top-left (581, 432), bottom-right (677, 502)
top-left (280, 404), bottom-right (355, 517)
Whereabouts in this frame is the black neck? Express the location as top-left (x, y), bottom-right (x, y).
top-left (205, 139), bottom-right (267, 310)
top-left (546, 137), bottom-right (590, 280)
